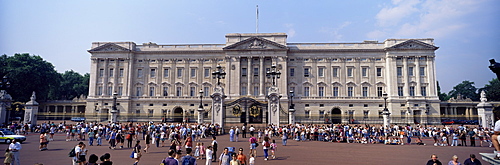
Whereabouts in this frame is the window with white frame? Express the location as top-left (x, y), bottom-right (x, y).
top-left (203, 87), bottom-right (209, 97)
top-left (398, 87), bottom-right (404, 96)
top-left (118, 86), bottom-right (123, 96)
top-left (347, 87), bottom-right (353, 97)
top-left (304, 68), bottom-right (310, 77)
top-left (318, 67), bottom-right (325, 77)
top-left (397, 67), bottom-right (402, 76)
top-left (190, 68), bottom-right (196, 78)
top-left (318, 87), bottom-right (324, 97)
top-left (119, 68), bottom-right (124, 77)
top-left (304, 87), bottom-right (310, 96)
top-left (136, 87), bottom-right (142, 96)
top-left (377, 87), bottom-right (383, 97)
top-left (253, 68), bottom-right (259, 76)
top-left (409, 86), bottom-right (415, 96)
top-left (149, 87), bottom-right (155, 96)
top-left (253, 86), bottom-right (259, 96)
top-left (163, 87), bottom-right (168, 96)
top-left (421, 87), bottom-right (427, 96)
top-left (99, 69), bottom-right (104, 77)
top-left (319, 110), bottom-right (325, 118)
top-left (408, 67), bottom-right (414, 76)
top-left (333, 87), bottom-right (339, 97)
top-left (97, 86), bottom-right (103, 95)
top-left (176, 87), bottom-right (182, 96)
top-left (290, 68), bottom-right (295, 77)
top-left (362, 67), bottom-right (368, 77)
top-left (305, 110), bottom-right (310, 118)
top-left (109, 68), bottom-right (114, 77)
top-left (150, 69), bottom-right (156, 78)
top-left (420, 67), bottom-right (425, 76)
top-left (362, 87), bottom-right (368, 97)
top-left (241, 68), bottom-right (247, 76)
top-left (241, 86), bottom-right (247, 95)
top-left (107, 86), bottom-right (113, 96)
top-left (190, 87), bottom-right (195, 96)
top-left (347, 67), bottom-right (353, 77)
top-left (376, 67), bottom-right (382, 77)
top-left (177, 68), bottom-right (183, 78)
top-left (333, 67), bottom-right (339, 77)
top-left (204, 68), bottom-right (210, 77)
top-left (137, 69), bottom-right (143, 78)
top-left (164, 68), bottom-right (169, 78)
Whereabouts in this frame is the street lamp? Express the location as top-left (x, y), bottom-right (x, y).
top-left (288, 90), bottom-right (295, 124)
top-left (382, 92), bottom-right (391, 129)
top-left (212, 64), bottom-right (226, 86)
top-left (197, 89), bottom-right (204, 124)
top-left (266, 64), bottom-right (281, 86)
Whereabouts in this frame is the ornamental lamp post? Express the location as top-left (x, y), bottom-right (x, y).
top-left (212, 64), bottom-right (226, 86)
top-left (110, 93), bottom-right (118, 123)
top-left (266, 64), bottom-right (281, 86)
top-left (288, 90), bottom-right (295, 124)
top-left (382, 92), bottom-right (391, 129)
top-left (197, 89), bottom-right (204, 124)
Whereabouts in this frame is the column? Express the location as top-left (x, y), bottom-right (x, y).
top-left (403, 57), bottom-right (409, 96)
top-left (247, 57), bottom-right (252, 96)
top-left (415, 56), bottom-right (421, 95)
top-left (259, 56), bottom-right (265, 96)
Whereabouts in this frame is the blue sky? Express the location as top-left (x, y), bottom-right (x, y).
top-left (0, 0), bottom-right (499, 93)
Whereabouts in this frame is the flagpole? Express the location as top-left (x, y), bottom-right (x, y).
top-left (256, 5), bottom-right (259, 33)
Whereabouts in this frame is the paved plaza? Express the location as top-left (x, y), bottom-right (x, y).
top-left (2, 132), bottom-right (493, 165)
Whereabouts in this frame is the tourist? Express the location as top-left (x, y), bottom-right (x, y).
top-left (79, 144), bottom-right (88, 165)
top-left (200, 142), bottom-right (206, 159)
top-left (88, 129), bottom-right (95, 146)
top-left (236, 148), bottom-right (247, 165)
top-left (229, 127), bottom-right (235, 142)
top-left (230, 153), bottom-right (240, 165)
top-left (248, 134), bottom-right (257, 156)
top-left (463, 154), bottom-right (481, 165)
top-left (4, 149), bottom-right (13, 165)
top-left (262, 136), bottom-right (270, 160)
top-left (270, 139), bottom-right (277, 159)
top-left (194, 142), bottom-right (201, 159)
top-left (39, 131), bottom-right (48, 151)
top-left (460, 131), bottom-right (467, 146)
top-left (235, 126), bottom-right (239, 142)
top-left (72, 142), bottom-right (83, 165)
top-left (206, 146), bottom-right (213, 165)
top-left (212, 136), bottom-right (218, 162)
top-left (218, 148), bottom-right (231, 165)
top-left (131, 140), bottom-right (142, 165)
top-left (448, 155), bottom-right (461, 165)
top-left (492, 116), bottom-right (500, 159)
top-left (282, 130), bottom-right (288, 146)
top-left (160, 149), bottom-right (178, 165)
top-left (99, 153), bottom-right (113, 165)
top-left (144, 131), bottom-right (151, 153)
top-left (87, 154), bottom-right (98, 165)
top-left (181, 148), bottom-right (197, 165)
top-left (426, 154), bottom-right (442, 165)
top-left (108, 130), bottom-right (116, 150)
top-left (242, 124), bottom-right (247, 138)
top-left (7, 139), bottom-right (20, 165)
top-left (185, 135), bottom-right (193, 150)
top-left (468, 129), bottom-right (476, 147)
top-left (248, 154), bottom-right (255, 165)
top-left (249, 125), bottom-right (255, 137)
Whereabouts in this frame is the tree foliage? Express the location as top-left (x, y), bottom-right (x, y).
top-left (448, 80), bottom-right (479, 101)
top-left (480, 78), bottom-right (500, 101)
top-left (437, 81), bottom-right (449, 101)
top-left (1, 53), bottom-right (89, 102)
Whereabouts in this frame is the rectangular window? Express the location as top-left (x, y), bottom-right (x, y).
top-left (347, 68), bottom-right (353, 77)
top-left (253, 68), bottom-right (259, 76)
top-left (241, 68), bottom-right (247, 77)
top-left (398, 87), bottom-right (404, 96)
top-left (204, 68), bottom-right (210, 77)
top-left (318, 87), bottom-right (324, 97)
top-left (137, 69), bottom-right (143, 78)
top-left (362, 87), bottom-right (368, 97)
top-left (409, 86), bottom-right (415, 96)
top-left (319, 111), bottom-right (325, 119)
top-left (119, 68), bottom-right (124, 77)
top-left (348, 87), bottom-right (353, 97)
top-left (108, 87), bottom-right (113, 96)
top-left (190, 68), bottom-right (196, 78)
top-left (109, 68), bottom-right (114, 77)
top-left (305, 111), bottom-right (310, 119)
top-left (190, 87), bottom-right (195, 96)
top-left (304, 87), bottom-right (310, 96)
top-left (397, 67), bottom-right (402, 76)
top-left (408, 67), bottom-right (414, 76)
top-left (176, 87), bottom-right (182, 96)
top-left (333, 87), bottom-right (339, 97)
top-left (149, 87), bottom-right (155, 96)
top-left (99, 69), bottom-right (104, 77)
top-left (401, 111), bottom-right (406, 119)
top-left (362, 67), bottom-right (368, 77)
top-left (148, 110), bottom-right (153, 117)
top-left (377, 87), bottom-right (383, 97)
top-left (136, 87), bottom-right (142, 96)
top-left (253, 86), bottom-right (259, 96)
top-left (164, 68), bottom-right (169, 78)
top-left (421, 87), bottom-right (427, 96)
top-left (150, 69), bottom-right (156, 78)
top-left (333, 68), bottom-right (338, 77)
top-left (97, 86), bottom-right (103, 95)
top-left (420, 67), bottom-right (425, 76)
top-left (177, 68), bottom-right (183, 78)
top-left (203, 87), bottom-right (209, 97)
top-left (363, 110), bottom-right (369, 119)
top-left (376, 68), bottom-right (382, 77)
top-left (318, 67), bottom-right (324, 77)
top-left (304, 68), bottom-right (310, 77)
top-left (290, 68), bottom-right (295, 77)
top-left (163, 87), bottom-right (168, 96)
top-left (241, 87), bottom-right (247, 95)
top-left (118, 87), bottom-right (123, 96)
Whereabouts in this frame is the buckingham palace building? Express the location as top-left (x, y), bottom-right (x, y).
top-left (85, 33), bottom-right (441, 125)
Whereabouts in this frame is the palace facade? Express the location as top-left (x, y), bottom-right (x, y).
top-left (85, 33), bottom-right (441, 125)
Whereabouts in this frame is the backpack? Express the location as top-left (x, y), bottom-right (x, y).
top-left (182, 155), bottom-right (196, 165)
top-left (68, 147), bottom-right (76, 157)
top-left (264, 141), bottom-right (270, 147)
top-left (126, 134), bottom-right (132, 140)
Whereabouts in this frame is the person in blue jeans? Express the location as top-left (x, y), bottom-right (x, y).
top-left (281, 131), bottom-right (288, 146)
top-left (262, 136), bottom-right (270, 161)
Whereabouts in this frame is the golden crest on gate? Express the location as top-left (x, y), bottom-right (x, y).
top-left (249, 105), bottom-right (260, 117)
top-left (232, 105), bottom-right (241, 117)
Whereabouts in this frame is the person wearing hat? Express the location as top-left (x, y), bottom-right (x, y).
top-left (463, 154), bottom-right (482, 165)
top-left (236, 148), bottom-right (247, 165)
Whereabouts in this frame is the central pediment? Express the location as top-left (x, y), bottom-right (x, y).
top-left (223, 37), bottom-right (287, 51)
top-left (385, 40), bottom-right (439, 50)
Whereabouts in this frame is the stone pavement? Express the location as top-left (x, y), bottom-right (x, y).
top-left (2, 133), bottom-right (494, 165)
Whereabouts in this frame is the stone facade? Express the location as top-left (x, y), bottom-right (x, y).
top-left (85, 33), bottom-right (441, 125)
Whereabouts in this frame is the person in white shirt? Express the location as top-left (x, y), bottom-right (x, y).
top-left (205, 146), bottom-right (213, 165)
top-left (492, 117), bottom-right (500, 159)
top-left (73, 142), bottom-right (84, 165)
top-left (249, 154), bottom-right (255, 165)
top-left (8, 139), bottom-right (21, 165)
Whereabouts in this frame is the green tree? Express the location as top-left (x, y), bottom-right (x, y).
top-left (480, 78), bottom-right (500, 101)
top-left (448, 80), bottom-right (479, 101)
top-left (59, 70), bottom-right (89, 100)
top-left (2, 53), bottom-right (61, 102)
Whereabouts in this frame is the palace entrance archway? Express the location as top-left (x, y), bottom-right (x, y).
top-left (173, 107), bottom-right (183, 123)
top-left (331, 108), bottom-right (342, 124)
